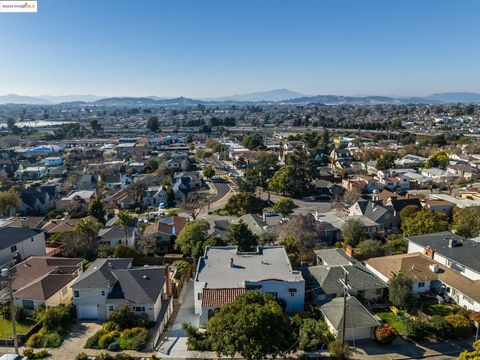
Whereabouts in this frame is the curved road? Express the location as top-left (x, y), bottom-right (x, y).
top-left (210, 181), bottom-right (232, 203)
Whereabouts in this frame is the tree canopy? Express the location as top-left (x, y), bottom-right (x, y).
top-left (424, 150), bottom-right (449, 169)
top-left (272, 198), bottom-right (295, 218)
top-left (453, 207), bottom-right (480, 238)
top-left (175, 219), bottom-right (222, 259)
top-left (207, 292), bottom-right (297, 359)
top-left (146, 116), bottom-right (160, 132)
top-left (342, 218), bottom-right (365, 247)
top-left (224, 192), bottom-right (266, 216)
top-left (225, 221), bottom-right (258, 252)
top-left (388, 272), bottom-right (413, 309)
top-left (0, 190), bottom-right (21, 216)
top-left (401, 208), bottom-right (449, 237)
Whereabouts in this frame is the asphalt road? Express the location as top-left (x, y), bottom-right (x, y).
top-left (210, 181), bottom-right (232, 203)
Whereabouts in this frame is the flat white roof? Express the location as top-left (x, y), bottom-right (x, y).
top-left (196, 246), bottom-right (303, 288)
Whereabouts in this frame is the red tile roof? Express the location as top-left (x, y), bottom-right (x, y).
top-left (201, 288), bottom-right (245, 307)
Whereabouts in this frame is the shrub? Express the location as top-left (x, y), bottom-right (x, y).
top-left (452, 305), bottom-right (472, 318)
top-left (298, 318), bottom-right (332, 351)
top-left (103, 321), bottom-right (120, 332)
top-left (98, 333), bottom-right (116, 349)
top-left (97, 353), bottom-right (114, 360)
top-left (183, 322), bottom-right (211, 351)
top-left (429, 315), bottom-right (452, 339)
top-left (117, 327), bottom-right (150, 351)
top-left (444, 314), bottom-right (474, 339)
top-left (22, 348), bottom-right (50, 359)
top-left (37, 305), bottom-right (71, 332)
top-left (401, 317), bottom-right (428, 339)
top-left (375, 324), bottom-right (397, 344)
top-left (85, 329), bottom-right (106, 349)
top-left (109, 305), bottom-right (147, 330)
top-left (26, 333), bottom-right (43, 348)
top-left (328, 339), bottom-right (352, 360)
top-left (75, 353), bottom-right (89, 360)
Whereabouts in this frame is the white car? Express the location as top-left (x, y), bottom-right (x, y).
top-left (263, 211), bottom-right (277, 217)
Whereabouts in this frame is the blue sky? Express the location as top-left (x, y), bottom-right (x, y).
top-left (1, 0), bottom-right (479, 97)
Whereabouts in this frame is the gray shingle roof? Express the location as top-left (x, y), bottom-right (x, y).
top-left (0, 227), bottom-right (43, 251)
top-left (108, 267), bottom-right (166, 304)
top-left (72, 258), bottom-right (132, 288)
top-left (304, 263), bottom-right (386, 296)
top-left (320, 296), bottom-right (380, 330)
top-left (407, 231), bottom-right (480, 273)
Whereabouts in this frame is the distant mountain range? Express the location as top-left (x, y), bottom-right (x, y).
top-left (1, 90), bottom-right (480, 105)
top-left (206, 88), bottom-right (306, 102)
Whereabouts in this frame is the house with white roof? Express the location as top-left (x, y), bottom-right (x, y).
top-left (194, 245), bottom-right (305, 326)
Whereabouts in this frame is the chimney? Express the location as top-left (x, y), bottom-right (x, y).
top-left (448, 238), bottom-right (456, 248)
top-left (21, 217), bottom-right (28, 228)
top-left (164, 265), bottom-right (172, 295)
top-left (263, 212), bottom-right (266, 222)
top-left (424, 246), bottom-right (435, 259)
top-left (229, 258), bottom-right (234, 268)
top-left (345, 246), bottom-right (354, 258)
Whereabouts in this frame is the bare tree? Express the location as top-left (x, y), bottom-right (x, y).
top-left (136, 233), bottom-right (157, 256)
top-left (179, 190), bottom-right (212, 220)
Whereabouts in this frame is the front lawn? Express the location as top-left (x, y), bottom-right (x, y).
top-left (0, 317), bottom-right (35, 338)
top-left (422, 303), bottom-right (453, 317)
top-left (376, 310), bottom-right (405, 334)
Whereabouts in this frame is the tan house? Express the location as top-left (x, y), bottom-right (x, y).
top-left (9, 256), bottom-right (83, 309)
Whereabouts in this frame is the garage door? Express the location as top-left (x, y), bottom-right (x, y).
top-left (345, 327), bottom-right (372, 341)
top-left (78, 305), bottom-right (98, 319)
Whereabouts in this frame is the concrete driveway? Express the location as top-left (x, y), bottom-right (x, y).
top-left (157, 280), bottom-right (200, 357)
top-left (351, 337), bottom-right (473, 360)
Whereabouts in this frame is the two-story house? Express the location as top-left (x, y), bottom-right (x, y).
top-left (72, 258), bottom-right (171, 321)
top-left (0, 227), bottom-right (46, 267)
top-left (194, 246), bottom-right (305, 326)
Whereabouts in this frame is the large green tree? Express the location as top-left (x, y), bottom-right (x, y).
top-left (226, 221), bottom-right (258, 252)
top-left (342, 218), bottom-right (365, 247)
top-left (87, 195), bottom-right (106, 224)
top-left (243, 133), bottom-right (266, 151)
top-left (272, 198), bottom-right (295, 218)
top-left (401, 209), bottom-right (449, 237)
top-left (453, 207), bottom-right (480, 238)
top-left (388, 272), bottom-right (413, 309)
top-left (224, 192), bottom-right (265, 216)
top-left (424, 150), bottom-right (449, 169)
top-left (207, 292), bottom-right (297, 359)
top-left (147, 116), bottom-right (160, 133)
top-left (0, 190), bottom-right (21, 216)
top-left (175, 219), bottom-right (218, 259)
top-left (356, 239), bottom-right (385, 259)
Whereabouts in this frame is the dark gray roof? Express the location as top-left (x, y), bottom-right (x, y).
top-left (0, 227), bottom-right (43, 251)
top-left (320, 296), bottom-right (380, 330)
top-left (98, 223), bottom-right (136, 241)
top-left (314, 248), bottom-right (351, 266)
top-left (304, 262), bottom-right (386, 296)
top-left (389, 198), bottom-right (421, 212)
top-left (363, 202), bottom-right (392, 223)
top-left (72, 258), bottom-right (132, 288)
top-left (407, 231), bottom-right (480, 273)
top-left (237, 214), bottom-right (268, 236)
top-left (108, 267), bottom-right (166, 304)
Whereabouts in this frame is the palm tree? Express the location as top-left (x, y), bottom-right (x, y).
top-left (117, 210), bottom-right (132, 245)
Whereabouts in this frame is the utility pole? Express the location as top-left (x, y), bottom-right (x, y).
top-left (2, 268), bottom-right (18, 354)
top-left (339, 267), bottom-right (350, 345)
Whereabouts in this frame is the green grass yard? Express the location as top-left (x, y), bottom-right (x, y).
top-left (0, 317), bottom-right (35, 338)
top-left (376, 310), bottom-right (405, 334)
top-left (422, 303), bottom-right (453, 317)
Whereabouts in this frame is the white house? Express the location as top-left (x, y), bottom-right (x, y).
top-left (0, 227), bottom-right (46, 267)
top-left (72, 258), bottom-right (171, 321)
top-left (194, 246), bottom-right (305, 326)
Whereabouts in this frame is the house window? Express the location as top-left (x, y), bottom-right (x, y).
top-left (464, 295), bottom-right (475, 305)
top-left (101, 291), bottom-right (105, 296)
top-left (197, 293), bottom-right (202, 301)
top-left (31, 237), bottom-right (34, 242)
top-left (74, 290), bottom-right (80, 298)
top-left (108, 305), bottom-right (114, 311)
top-left (289, 288), bottom-right (297, 296)
top-left (10, 245), bottom-right (17, 253)
top-left (375, 288), bottom-right (383, 296)
top-left (133, 306), bottom-right (145, 312)
top-left (418, 282), bottom-right (425, 288)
